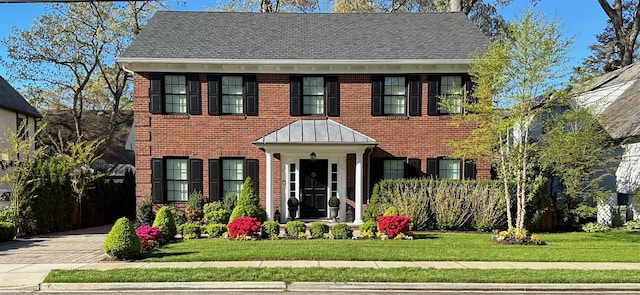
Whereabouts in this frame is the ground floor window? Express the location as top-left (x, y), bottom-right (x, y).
top-left (383, 159), bottom-right (405, 180)
top-left (222, 159), bottom-right (244, 196)
top-left (166, 158), bottom-right (189, 202)
top-left (438, 159), bottom-right (461, 180)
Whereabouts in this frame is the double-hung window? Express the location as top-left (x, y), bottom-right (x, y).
top-left (372, 76), bottom-right (421, 116)
top-left (290, 76), bottom-right (339, 116)
top-left (221, 76), bottom-right (244, 114)
top-left (164, 75), bottom-right (187, 113)
top-left (207, 75), bottom-right (258, 116)
top-left (166, 159), bottom-right (189, 202)
top-left (149, 73), bottom-right (201, 115)
top-left (426, 158), bottom-right (477, 180)
top-left (303, 77), bottom-right (325, 115)
top-left (428, 74), bottom-right (471, 116)
top-left (222, 159), bottom-right (244, 196)
top-left (151, 157), bottom-right (203, 203)
top-left (383, 77), bottom-right (406, 115)
top-left (369, 158), bottom-right (422, 196)
top-left (383, 159), bottom-right (405, 180)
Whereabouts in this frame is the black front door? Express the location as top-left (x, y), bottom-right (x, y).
top-left (300, 159), bottom-right (328, 218)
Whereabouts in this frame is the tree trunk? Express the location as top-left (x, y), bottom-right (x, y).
top-left (499, 135), bottom-right (513, 229)
top-left (597, 0), bottom-right (640, 67)
top-left (451, 0), bottom-right (461, 12)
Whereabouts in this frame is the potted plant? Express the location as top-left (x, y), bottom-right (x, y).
top-left (328, 195), bottom-right (340, 221)
top-left (287, 196), bottom-right (299, 220)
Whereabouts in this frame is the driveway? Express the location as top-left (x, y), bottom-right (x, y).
top-left (0, 225), bottom-right (110, 264)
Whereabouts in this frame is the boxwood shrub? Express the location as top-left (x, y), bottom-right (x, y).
top-left (102, 217), bottom-right (142, 260)
top-left (285, 221), bottom-right (306, 238)
top-left (331, 223), bottom-right (353, 239)
top-left (205, 223), bottom-right (227, 238)
top-left (310, 222), bottom-right (329, 238)
top-left (152, 206), bottom-right (177, 242)
top-left (0, 222), bottom-right (16, 242)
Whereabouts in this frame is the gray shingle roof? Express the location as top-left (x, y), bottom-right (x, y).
top-left (0, 75), bottom-right (41, 118)
top-left (254, 119), bottom-right (377, 145)
top-left (574, 62), bottom-right (640, 141)
top-left (120, 12), bottom-right (489, 61)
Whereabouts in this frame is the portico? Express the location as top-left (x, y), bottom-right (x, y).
top-left (253, 119), bottom-right (377, 224)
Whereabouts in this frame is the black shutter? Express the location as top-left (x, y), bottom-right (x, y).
top-left (371, 76), bottom-right (383, 116)
top-left (189, 159), bottom-right (203, 193)
top-left (369, 158), bottom-right (383, 193)
top-left (464, 159), bottom-right (477, 180)
top-left (407, 158), bottom-right (422, 178)
top-left (207, 75), bottom-right (220, 115)
top-left (464, 75), bottom-right (476, 113)
top-left (244, 75), bottom-right (258, 116)
top-left (187, 74), bottom-right (201, 115)
top-left (151, 158), bottom-right (164, 203)
top-left (427, 75), bottom-right (440, 116)
top-left (326, 76), bottom-right (340, 117)
top-left (290, 76), bottom-right (302, 116)
top-left (408, 76), bottom-right (422, 116)
top-left (149, 73), bottom-right (162, 114)
top-left (208, 159), bottom-right (221, 201)
top-left (245, 159), bottom-right (258, 195)
top-left (426, 158), bottom-right (438, 179)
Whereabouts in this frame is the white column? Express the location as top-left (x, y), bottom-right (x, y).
top-left (265, 151), bottom-right (273, 221)
top-left (354, 151), bottom-right (364, 224)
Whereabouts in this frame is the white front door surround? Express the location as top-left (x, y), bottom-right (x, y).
top-left (261, 145), bottom-right (368, 224)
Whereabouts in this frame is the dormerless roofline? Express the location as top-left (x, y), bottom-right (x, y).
top-left (117, 58), bottom-right (472, 65)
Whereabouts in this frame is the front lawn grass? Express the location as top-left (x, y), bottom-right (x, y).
top-left (140, 230), bottom-right (640, 262)
top-left (45, 267), bottom-right (640, 284)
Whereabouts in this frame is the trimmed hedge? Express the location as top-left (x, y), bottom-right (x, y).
top-left (285, 221), bottom-right (306, 238)
top-left (102, 217), bottom-right (141, 260)
top-left (152, 206), bottom-right (177, 242)
top-left (331, 223), bottom-right (353, 239)
top-left (310, 222), bottom-right (330, 238)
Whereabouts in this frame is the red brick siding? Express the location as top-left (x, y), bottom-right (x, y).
top-left (133, 73), bottom-right (491, 208)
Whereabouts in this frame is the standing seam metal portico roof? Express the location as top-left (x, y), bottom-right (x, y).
top-left (253, 119), bottom-right (377, 145)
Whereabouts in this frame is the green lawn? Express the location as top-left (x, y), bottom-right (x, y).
top-left (45, 267), bottom-right (640, 284)
top-left (140, 231), bottom-right (640, 262)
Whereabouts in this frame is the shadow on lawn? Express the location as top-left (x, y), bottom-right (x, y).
top-left (411, 233), bottom-right (440, 240)
top-left (142, 251), bottom-right (196, 260)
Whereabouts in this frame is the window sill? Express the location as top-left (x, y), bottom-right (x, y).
top-left (299, 115), bottom-right (329, 120)
top-left (380, 115), bottom-right (409, 120)
top-left (162, 114), bottom-right (190, 119)
top-left (219, 115), bottom-right (247, 120)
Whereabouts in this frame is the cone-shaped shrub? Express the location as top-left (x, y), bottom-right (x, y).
top-left (103, 217), bottom-right (142, 260)
top-left (152, 206), bottom-right (177, 241)
top-left (229, 177), bottom-right (266, 222)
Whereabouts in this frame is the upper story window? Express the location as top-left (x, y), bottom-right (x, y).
top-left (303, 77), bottom-right (325, 115)
top-left (208, 75), bottom-right (258, 116)
top-left (428, 74), bottom-right (472, 116)
top-left (372, 76), bottom-right (421, 116)
top-left (290, 76), bottom-right (339, 117)
top-left (149, 73), bottom-right (201, 115)
top-left (221, 76), bottom-right (244, 114)
top-left (164, 75), bottom-right (187, 113)
top-left (384, 77), bottom-right (406, 115)
top-left (426, 158), bottom-right (477, 180)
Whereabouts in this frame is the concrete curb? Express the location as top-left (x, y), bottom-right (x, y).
top-left (38, 282), bottom-right (640, 292)
top-left (39, 281), bottom-right (286, 291)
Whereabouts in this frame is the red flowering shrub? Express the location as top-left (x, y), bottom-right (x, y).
top-left (135, 225), bottom-right (163, 252)
top-left (377, 215), bottom-right (411, 238)
top-left (228, 217), bottom-right (262, 239)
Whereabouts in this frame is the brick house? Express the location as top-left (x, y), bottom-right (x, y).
top-left (118, 12), bottom-right (491, 224)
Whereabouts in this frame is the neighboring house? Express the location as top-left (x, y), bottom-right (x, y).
top-left (117, 12), bottom-right (491, 223)
top-left (574, 62), bottom-right (640, 225)
top-left (0, 75), bottom-right (42, 189)
top-left (43, 109), bottom-right (135, 175)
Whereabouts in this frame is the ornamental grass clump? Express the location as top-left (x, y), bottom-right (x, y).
top-left (103, 217), bottom-right (142, 260)
top-left (377, 215), bottom-right (411, 238)
top-left (152, 206), bottom-right (177, 242)
top-left (227, 217), bottom-right (261, 239)
top-left (135, 225), bottom-right (162, 253)
top-left (492, 228), bottom-right (545, 245)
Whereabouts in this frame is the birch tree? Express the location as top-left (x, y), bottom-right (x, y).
top-left (453, 9), bottom-right (571, 230)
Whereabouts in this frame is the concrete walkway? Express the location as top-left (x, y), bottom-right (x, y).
top-left (2, 225), bottom-right (640, 292)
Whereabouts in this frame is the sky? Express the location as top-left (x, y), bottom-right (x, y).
top-left (0, 0), bottom-right (610, 88)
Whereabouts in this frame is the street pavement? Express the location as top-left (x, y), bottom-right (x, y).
top-left (1, 225), bottom-right (640, 293)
